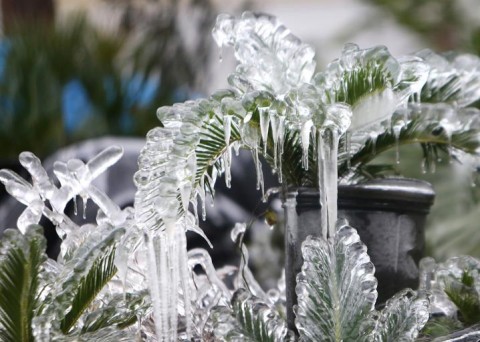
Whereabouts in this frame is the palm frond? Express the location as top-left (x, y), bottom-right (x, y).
top-left (0, 225), bottom-right (47, 342)
top-left (332, 59), bottom-right (392, 106)
top-left (194, 112), bottom-right (241, 194)
top-left (338, 116), bottom-right (480, 179)
top-left (39, 227), bottom-right (125, 334)
top-left (60, 246), bottom-right (118, 334)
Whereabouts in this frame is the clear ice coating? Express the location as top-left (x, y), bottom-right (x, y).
top-left (295, 221), bottom-right (378, 341)
top-left (3, 10), bottom-right (480, 342)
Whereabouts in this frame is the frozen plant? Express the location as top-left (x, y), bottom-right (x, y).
top-left (2, 10), bottom-right (480, 342)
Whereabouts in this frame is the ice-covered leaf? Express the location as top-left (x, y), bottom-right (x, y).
top-left (213, 12), bottom-right (316, 94)
top-left (0, 225), bottom-right (47, 342)
top-left (81, 290), bottom-right (150, 333)
top-left (372, 289), bottom-right (429, 342)
top-left (54, 326), bottom-right (137, 342)
top-left (39, 226), bottom-right (125, 334)
top-left (208, 288), bottom-right (290, 342)
top-left (295, 222), bottom-right (377, 342)
top-left (417, 49), bottom-right (480, 107)
top-left (60, 246), bottom-right (118, 334)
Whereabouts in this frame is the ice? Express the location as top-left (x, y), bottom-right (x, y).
top-left (213, 11), bottom-right (316, 95)
top-left (350, 88), bottom-right (397, 131)
top-left (300, 120), bottom-right (313, 170)
top-left (417, 49), bottom-right (480, 107)
top-left (2, 10), bottom-right (472, 341)
top-left (258, 106), bottom-right (270, 153)
top-left (318, 104), bottom-right (351, 238)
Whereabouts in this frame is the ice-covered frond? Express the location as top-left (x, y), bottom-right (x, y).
top-left (372, 289), bottom-right (429, 341)
top-left (207, 288), bottom-right (291, 341)
top-left (315, 44), bottom-right (427, 133)
top-left (417, 49), bottom-right (480, 107)
top-left (213, 12), bottom-right (316, 95)
top-left (295, 221), bottom-right (378, 342)
top-left (0, 147), bottom-right (127, 236)
top-left (80, 290), bottom-right (151, 334)
top-left (36, 226), bottom-right (125, 337)
top-left (188, 248), bottom-right (233, 338)
top-left (338, 103), bottom-right (480, 180)
top-left (0, 225), bottom-right (47, 342)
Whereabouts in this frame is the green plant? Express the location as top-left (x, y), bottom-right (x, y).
top-left (3, 10), bottom-right (480, 342)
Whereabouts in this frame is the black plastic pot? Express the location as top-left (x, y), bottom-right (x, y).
top-left (284, 178), bottom-right (435, 330)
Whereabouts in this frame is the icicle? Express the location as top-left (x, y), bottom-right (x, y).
top-left (178, 228), bottom-right (192, 338)
top-left (252, 148), bottom-right (264, 196)
top-left (73, 196), bottom-right (78, 216)
top-left (81, 194), bottom-right (88, 219)
top-left (258, 106), bottom-right (270, 154)
top-left (199, 177), bottom-right (207, 221)
top-left (269, 110), bottom-right (279, 170)
top-left (224, 115), bottom-right (232, 146)
top-left (145, 233), bottom-right (164, 341)
top-left (345, 131), bottom-right (351, 168)
top-left (392, 122), bottom-right (403, 164)
top-left (168, 225), bottom-right (179, 342)
top-left (277, 116), bottom-right (286, 183)
top-left (233, 141), bottom-right (241, 156)
top-left (224, 147), bottom-right (232, 188)
top-left (311, 127), bottom-right (317, 162)
top-left (223, 115), bottom-right (233, 188)
top-left (319, 128), bottom-right (340, 238)
top-left (300, 120), bottom-right (313, 170)
top-left (317, 132), bottom-right (328, 239)
top-left (179, 181), bottom-right (192, 213)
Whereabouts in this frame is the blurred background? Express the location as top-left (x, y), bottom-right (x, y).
top-left (1, 0), bottom-right (480, 286)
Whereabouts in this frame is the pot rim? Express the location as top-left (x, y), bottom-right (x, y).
top-left (287, 177), bottom-right (435, 213)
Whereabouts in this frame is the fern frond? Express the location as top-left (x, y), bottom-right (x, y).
top-left (0, 225), bottom-right (47, 342)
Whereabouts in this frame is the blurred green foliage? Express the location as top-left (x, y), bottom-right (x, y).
top-left (0, 0), bottom-right (215, 160)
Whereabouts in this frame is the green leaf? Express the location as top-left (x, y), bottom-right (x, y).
top-left (60, 246), bottom-right (118, 334)
top-left (444, 271), bottom-right (480, 326)
top-left (195, 111), bottom-right (241, 193)
top-left (81, 290), bottom-right (150, 333)
top-left (39, 227), bottom-right (125, 335)
top-left (54, 326), bottom-right (137, 342)
top-left (295, 221), bottom-right (378, 342)
top-left (209, 288), bottom-right (290, 342)
top-left (419, 316), bottom-right (463, 339)
top-left (339, 112), bottom-right (480, 179)
top-left (372, 289), bottom-right (429, 341)
top-left (232, 289), bottom-right (290, 342)
top-left (332, 58), bottom-right (392, 107)
top-left (0, 225), bottom-right (47, 342)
